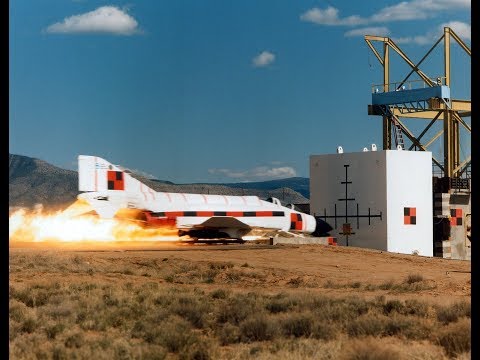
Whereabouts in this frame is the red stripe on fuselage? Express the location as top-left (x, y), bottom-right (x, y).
top-left (255, 211), bottom-right (274, 217)
top-left (166, 211), bottom-right (184, 218)
top-left (197, 211), bottom-right (215, 217)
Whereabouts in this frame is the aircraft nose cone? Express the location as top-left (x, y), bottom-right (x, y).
top-left (313, 217), bottom-right (333, 236)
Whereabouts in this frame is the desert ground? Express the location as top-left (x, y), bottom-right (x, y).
top-left (9, 242), bottom-right (471, 359)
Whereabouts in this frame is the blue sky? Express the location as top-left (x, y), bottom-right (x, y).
top-left (9, 1), bottom-right (471, 183)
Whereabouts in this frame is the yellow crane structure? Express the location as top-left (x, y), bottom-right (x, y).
top-left (365, 27), bottom-right (471, 181)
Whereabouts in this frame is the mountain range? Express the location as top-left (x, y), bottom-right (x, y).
top-left (9, 154), bottom-right (311, 211)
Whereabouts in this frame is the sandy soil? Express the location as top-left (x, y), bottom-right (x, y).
top-left (9, 242), bottom-right (471, 304)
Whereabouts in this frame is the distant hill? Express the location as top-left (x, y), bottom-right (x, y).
top-left (9, 154), bottom-right (79, 211)
top-left (9, 154), bottom-right (309, 211)
top-left (216, 177), bottom-right (310, 198)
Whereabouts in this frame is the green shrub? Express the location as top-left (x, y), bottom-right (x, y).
top-left (311, 321), bottom-right (338, 340)
top-left (435, 318), bottom-right (471, 357)
top-left (14, 288), bottom-right (51, 307)
top-left (405, 273), bottom-right (424, 284)
top-left (171, 296), bottom-right (210, 328)
top-left (224, 269), bottom-right (241, 283)
top-left (137, 345), bottom-right (167, 360)
top-left (239, 315), bottom-right (277, 342)
top-left (265, 297), bottom-right (295, 314)
top-left (9, 302), bottom-right (27, 322)
top-left (52, 345), bottom-right (68, 360)
top-left (281, 314), bottom-right (313, 338)
top-left (209, 261), bottom-right (234, 270)
top-left (158, 316), bottom-right (196, 353)
top-left (178, 339), bottom-right (214, 360)
top-left (46, 323), bottom-right (65, 339)
top-left (403, 299), bottom-right (430, 317)
top-left (103, 293), bottom-right (119, 307)
top-left (383, 300), bottom-right (405, 314)
top-left (315, 297), bottom-right (369, 323)
top-left (384, 316), bottom-right (415, 336)
top-left (202, 269), bottom-right (218, 283)
top-left (379, 280), bottom-right (395, 290)
top-left (20, 317), bottom-right (37, 333)
top-left (210, 289), bottom-right (228, 300)
top-left (65, 332), bottom-right (85, 349)
top-left (217, 323), bottom-right (241, 345)
top-left (436, 301), bottom-right (471, 324)
top-left (113, 339), bottom-right (133, 360)
top-left (216, 296), bottom-right (258, 325)
top-left (346, 315), bottom-right (388, 337)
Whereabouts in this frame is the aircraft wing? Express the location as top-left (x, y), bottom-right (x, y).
top-left (192, 216), bottom-right (252, 230)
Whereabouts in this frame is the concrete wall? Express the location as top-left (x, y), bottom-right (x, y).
top-left (386, 150), bottom-right (433, 256)
top-left (310, 149), bottom-right (433, 256)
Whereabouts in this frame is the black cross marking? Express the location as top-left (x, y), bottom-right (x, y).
top-left (315, 164), bottom-right (382, 246)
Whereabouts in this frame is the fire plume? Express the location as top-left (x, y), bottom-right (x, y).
top-left (9, 201), bottom-right (183, 249)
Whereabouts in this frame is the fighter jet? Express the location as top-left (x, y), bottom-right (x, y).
top-left (77, 155), bottom-right (331, 241)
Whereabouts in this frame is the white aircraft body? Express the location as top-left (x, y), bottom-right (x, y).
top-left (77, 155), bottom-right (328, 241)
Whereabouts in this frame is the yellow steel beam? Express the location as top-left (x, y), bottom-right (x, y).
top-left (408, 111), bottom-right (442, 150)
top-left (453, 156), bottom-right (472, 174)
top-left (382, 99), bottom-right (470, 119)
top-left (452, 111), bottom-right (471, 132)
top-left (395, 117), bottom-right (427, 150)
top-left (365, 27), bottom-right (469, 178)
top-left (396, 118), bottom-right (444, 169)
top-left (364, 35), bottom-right (389, 42)
top-left (443, 110), bottom-right (453, 177)
top-left (383, 42), bottom-right (391, 149)
top-left (395, 116), bottom-right (444, 169)
top-left (365, 39), bottom-right (383, 65)
top-left (424, 129), bottom-right (444, 149)
top-left (449, 28), bottom-right (471, 56)
top-left (456, 158), bottom-right (471, 177)
top-left (451, 99), bottom-right (471, 111)
top-left (387, 39), bottom-right (435, 86)
top-left (390, 113), bottom-right (446, 170)
top-left (453, 116), bottom-right (460, 170)
top-left (383, 43), bottom-right (389, 93)
top-left (390, 110), bottom-right (442, 119)
top-left (397, 35), bottom-right (444, 89)
top-left (444, 27), bottom-right (451, 87)
top-left (388, 111), bottom-right (468, 120)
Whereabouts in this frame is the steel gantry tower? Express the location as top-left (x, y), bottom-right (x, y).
top-left (365, 27), bottom-right (471, 180)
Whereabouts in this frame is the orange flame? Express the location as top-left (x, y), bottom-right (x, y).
top-left (9, 201), bottom-right (185, 249)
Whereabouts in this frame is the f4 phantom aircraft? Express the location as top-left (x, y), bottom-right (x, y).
top-left (77, 155), bottom-right (331, 241)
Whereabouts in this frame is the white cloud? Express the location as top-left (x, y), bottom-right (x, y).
top-left (393, 21), bottom-right (471, 44)
top-left (300, 6), bottom-right (367, 26)
top-left (252, 51), bottom-right (275, 67)
top-left (208, 166), bottom-right (296, 181)
top-left (301, 1), bottom-right (470, 26)
top-left (443, 21), bottom-right (471, 41)
top-left (345, 27), bottom-right (390, 38)
top-left (371, 0), bottom-right (470, 22)
top-left (45, 6), bottom-right (140, 35)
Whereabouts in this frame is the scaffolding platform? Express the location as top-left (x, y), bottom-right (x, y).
top-left (372, 85), bottom-right (450, 106)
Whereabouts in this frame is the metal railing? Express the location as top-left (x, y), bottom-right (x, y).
top-left (372, 76), bottom-right (446, 93)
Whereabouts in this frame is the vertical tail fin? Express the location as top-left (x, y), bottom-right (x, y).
top-left (78, 155), bottom-right (156, 197)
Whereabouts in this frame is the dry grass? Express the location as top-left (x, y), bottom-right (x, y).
top-left (9, 250), bottom-right (470, 359)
